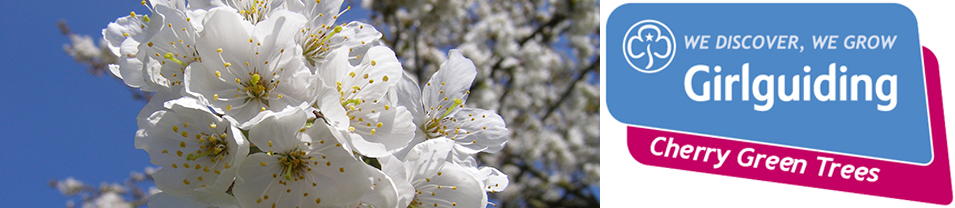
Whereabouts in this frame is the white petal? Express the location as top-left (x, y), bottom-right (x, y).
top-left (248, 106), bottom-right (309, 152)
top-left (108, 64), bottom-right (122, 79)
top-left (393, 129), bottom-right (428, 161)
top-left (477, 166), bottom-right (508, 193)
top-left (301, 0), bottom-right (343, 28)
top-left (422, 49), bottom-right (477, 118)
top-left (443, 108), bottom-right (508, 154)
top-left (116, 38), bottom-right (146, 89)
top-left (196, 7), bottom-right (254, 71)
top-left (187, 0), bottom-right (223, 11)
top-left (411, 163), bottom-right (487, 208)
top-left (403, 139), bottom-right (456, 175)
top-left (183, 63), bottom-right (241, 114)
top-left (347, 104), bottom-right (415, 157)
top-left (316, 47), bottom-right (351, 84)
top-left (339, 46), bottom-right (403, 102)
top-left (139, 4), bottom-right (200, 90)
top-left (148, 0), bottom-right (186, 11)
top-left (390, 71), bottom-right (424, 126)
top-left (253, 10), bottom-right (308, 58)
top-left (136, 89), bottom-right (181, 128)
top-left (103, 15), bottom-right (146, 56)
top-left (379, 156), bottom-right (415, 207)
top-left (358, 164), bottom-right (401, 208)
top-left (147, 192), bottom-right (241, 208)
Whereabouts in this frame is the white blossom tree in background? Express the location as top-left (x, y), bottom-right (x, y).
top-left (54, 0), bottom-right (599, 207)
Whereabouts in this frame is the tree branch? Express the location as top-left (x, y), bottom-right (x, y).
top-left (541, 57), bottom-right (598, 121)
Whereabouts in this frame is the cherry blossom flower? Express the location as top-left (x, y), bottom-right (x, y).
top-left (312, 46), bottom-right (415, 158)
top-left (289, 0), bottom-right (382, 68)
top-left (233, 106), bottom-right (371, 207)
top-left (184, 7), bottom-right (316, 127)
top-left (134, 97), bottom-right (249, 196)
top-left (381, 138), bottom-right (507, 208)
top-left (395, 50), bottom-right (508, 156)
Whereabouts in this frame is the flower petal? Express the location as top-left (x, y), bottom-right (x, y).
top-left (411, 163), bottom-right (487, 208)
top-left (247, 106), bottom-right (309, 152)
top-left (422, 49), bottom-right (477, 118)
top-left (442, 108), bottom-right (508, 153)
top-left (357, 164), bottom-right (401, 208)
top-left (147, 192), bottom-right (241, 208)
top-left (380, 156), bottom-right (415, 207)
top-left (347, 103), bottom-right (416, 157)
top-left (339, 46), bottom-right (403, 102)
top-left (103, 15), bottom-right (146, 56)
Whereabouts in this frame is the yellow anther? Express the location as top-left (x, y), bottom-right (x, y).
top-left (216, 48), bottom-right (223, 53)
top-left (251, 74), bottom-right (261, 84)
top-left (224, 62), bottom-right (232, 67)
top-left (213, 94), bottom-right (219, 100)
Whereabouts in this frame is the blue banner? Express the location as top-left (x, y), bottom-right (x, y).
top-left (607, 4), bottom-right (931, 164)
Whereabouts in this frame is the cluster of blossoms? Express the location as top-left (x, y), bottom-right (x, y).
top-left (102, 0), bottom-right (509, 207)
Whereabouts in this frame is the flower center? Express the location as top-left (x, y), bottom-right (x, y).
top-left (276, 147), bottom-right (311, 181)
top-left (422, 98), bottom-right (464, 139)
top-left (303, 25), bottom-right (343, 65)
top-left (241, 73), bottom-right (275, 107)
top-left (237, 0), bottom-right (271, 24)
top-left (186, 123), bottom-right (231, 162)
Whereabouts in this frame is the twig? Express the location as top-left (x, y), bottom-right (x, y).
top-left (541, 57), bottom-right (598, 121)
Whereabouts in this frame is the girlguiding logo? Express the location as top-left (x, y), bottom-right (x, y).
top-left (623, 20), bottom-right (676, 73)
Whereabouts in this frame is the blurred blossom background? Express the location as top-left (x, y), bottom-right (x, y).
top-left (37, 0), bottom-right (599, 207)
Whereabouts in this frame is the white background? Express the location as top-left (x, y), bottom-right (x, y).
top-left (600, 0), bottom-right (955, 207)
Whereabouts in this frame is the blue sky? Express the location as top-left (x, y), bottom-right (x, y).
top-left (0, 1), bottom-right (365, 207)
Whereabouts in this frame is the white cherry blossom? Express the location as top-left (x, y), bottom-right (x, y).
top-left (137, 3), bottom-right (202, 91)
top-left (134, 97), bottom-right (249, 196)
top-left (233, 106), bottom-right (371, 208)
top-left (104, 12), bottom-right (148, 89)
top-left (185, 7), bottom-right (316, 127)
top-left (289, 0), bottom-right (382, 68)
top-left (381, 138), bottom-right (507, 208)
top-left (313, 46), bottom-right (415, 158)
top-left (396, 50), bottom-right (508, 156)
